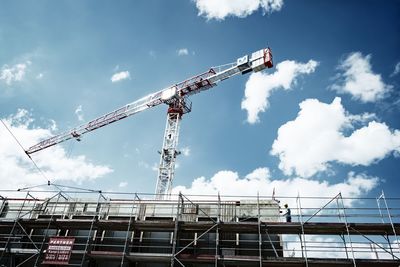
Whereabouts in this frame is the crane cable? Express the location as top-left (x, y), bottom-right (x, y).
top-left (1, 118), bottom-right (53, 186)
top-left (1, 118), bottom-right (96, 196)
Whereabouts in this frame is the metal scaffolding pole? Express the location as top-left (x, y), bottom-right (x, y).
top-left (0, 191), bottom-right (41, 266)
top-left (80, 192), bottom-right (103, 267)
top-left (340, 234), bottom-right (349, 259)
top-left (336, 196), bottom-right (349, 259)
top-left (296, 193), bottom-right (308, 267)
top-left (379, 191), bottom-right (400, 255)
top-left (339, 192), bottom-right (356, 267)
top-left (0, 192), bottom-right (28, 262)
top-left (257, 192), bottom-right (262, 267)
top-left (120, 193), bottom-right (139, 267)
top-left (171, 193), bottom-right (183, 267)
top-left (215, 193), bottom-right (221, 267)
top-left (377, 194), bottom-right (395, 259)
top-left (173, 193), bottom-right (219, 266)
top-left (34, 192), bottom-right (62, 267)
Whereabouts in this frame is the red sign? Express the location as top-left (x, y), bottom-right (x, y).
top-left (42, 237), bottom-right (75, 265)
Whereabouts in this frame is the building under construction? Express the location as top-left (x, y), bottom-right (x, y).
top-left (0, 189), bottom-right (399, 267)
top-left (1, 46), bottom-right (399, 266)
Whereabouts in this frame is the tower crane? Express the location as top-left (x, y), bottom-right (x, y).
top-left (26, 47), bottom-right (273, 199)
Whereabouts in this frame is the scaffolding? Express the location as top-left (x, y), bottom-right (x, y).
top-left (0, 188), bottom-right (399, 267)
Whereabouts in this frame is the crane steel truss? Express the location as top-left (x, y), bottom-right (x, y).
top-left (25, 48), bottom-right (273, 199)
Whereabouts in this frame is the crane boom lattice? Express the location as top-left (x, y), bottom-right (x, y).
top-left (25, 47), bottom-right (273, 199)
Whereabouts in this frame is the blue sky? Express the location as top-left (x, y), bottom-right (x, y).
top-left (0, 0), bottom-right (399, 202)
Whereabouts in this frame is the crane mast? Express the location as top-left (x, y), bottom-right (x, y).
top-left (26, 47), bottom-right (273, 199)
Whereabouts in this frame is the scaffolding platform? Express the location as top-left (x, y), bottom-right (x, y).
top-left (0, 190), bottom-right (399, 266)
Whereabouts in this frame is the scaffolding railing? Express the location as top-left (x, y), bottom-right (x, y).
top-left (0, 189), bottom-right (399, 266)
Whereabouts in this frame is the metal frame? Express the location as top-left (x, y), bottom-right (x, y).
top-left (0, 189), bottom-right (399, 267)
top-left (155, 111), bottom-right (183, 200)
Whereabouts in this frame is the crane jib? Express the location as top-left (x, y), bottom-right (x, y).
top-left (85, 113), bottom-right (128, 132)
top-left (25, 47), bottom-right (273, 162)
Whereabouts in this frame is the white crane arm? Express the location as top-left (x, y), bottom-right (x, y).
top-left (26, 47), bottom-right (272, 154)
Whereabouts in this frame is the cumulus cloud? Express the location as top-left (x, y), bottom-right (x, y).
top-left (391, 62), bottom-right (400, 77)
top-left (173, 167), bottom-right (378, 208)
top-left (0, 61), bottom-right (31, 85)
top-left (241, 59), bottom-right (318, 123)
top-left (111, 70), bottom-right (130, 83)
top-left (177, 48), bottom-right (189, 56)
top-left (0, 109), bottom-right (112, 190)
top-left (74, 105), bottom-right (84, 122)
top-left (194, 0), bottom-right (284, 20)
top-left (331, 52), bottom-right (392, 102)
top-left (271, 97), bottom-right (400, 178)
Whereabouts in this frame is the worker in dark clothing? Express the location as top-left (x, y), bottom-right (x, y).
top-left (283, 204), bottom-right (291, 222)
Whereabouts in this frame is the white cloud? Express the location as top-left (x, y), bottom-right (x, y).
top-left (181, 146), bottom-right (191, 156)
top-left (271, 97), bottom-right (400, 178)
top-left (74, 105), bottom-right (84, 122)
top-left (36, 73), bottom-right (44, 79)
top-left (119, 181), bottom-right (128, 188)
top-left (241, 59), bottom-right (318, 123)
top-left (173, 167), bottom-right (378, 208)
top-left (0, 61), bottom-right (31, 85)
top-left (284, 235), bottom-right (400, 259)
top-left (391, 62), bottom-right (400, 77)
top-left (194, 0), bottom-right (284, 20)
top-left (0, 109), bottom-right (112, 190)
top-left (177, 48), bottom-right (189, 56)
top-left (111, 70), bottom-right (130, 83)
top-left (332, 52), bottom-right (392, 102)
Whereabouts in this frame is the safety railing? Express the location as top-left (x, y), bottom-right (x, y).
top-left (0, 189), bottom-right (399, 266)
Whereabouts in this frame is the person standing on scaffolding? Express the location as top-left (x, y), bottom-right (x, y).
top-left (283, 204), bottom-right (291, 222)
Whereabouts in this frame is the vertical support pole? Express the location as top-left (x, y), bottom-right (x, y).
top-left (17, 191), bottom-right (29, 218)
top-left (0, 192), bottom-right (30, 263)
top-left (80, 192), bottom-right (102, 267)
top-left (215, 193), bottom-right (221, 267)
top-left (370, 243), bottom-right (379, 259)
top-left (296, 193), bottom-right (308, 267)
top-left (171, 193), bottom-right (182, 267)
top-left (377, 191), bottom-right (397, 259)
top-left (336, 197), bottom-right (342, 223)
top-left (340, 234), bottom-right (349, 259)
top-left (257, 192), bottom-right (262, 267)
top-left (380, 191), bottom-right (400, 255)
top-left (384, 234), bottom-right (395, 260)
top-left (339, 193), bottom-right (356, 267)
top-left (120, 193), bottom-right (138, 267)
top-left (337, 197), bottom-right (349, 259)
top-left (376, 196), bottom-right (385, 224)
top-left (34, 192), bottom-right (62, 267)
top-left (298, 234), bottom-right (304, 258)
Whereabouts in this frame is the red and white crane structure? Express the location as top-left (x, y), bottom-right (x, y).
top-left (26, 47), bottom-right (273, 199)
